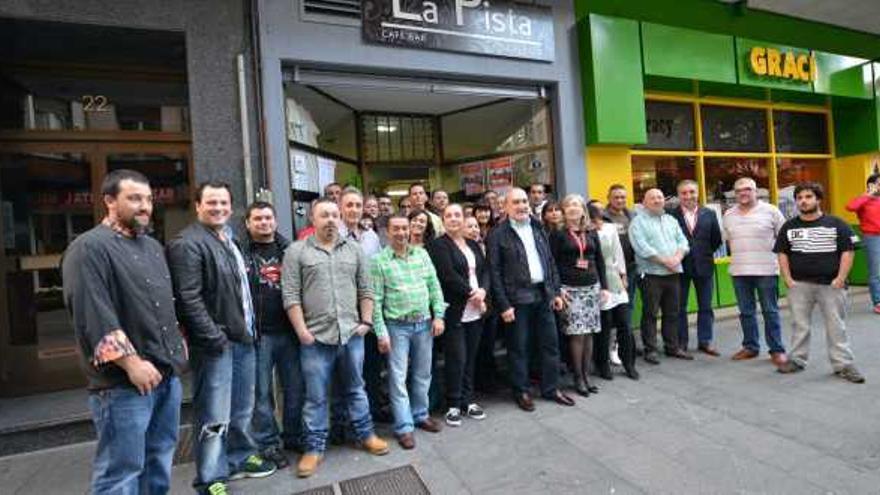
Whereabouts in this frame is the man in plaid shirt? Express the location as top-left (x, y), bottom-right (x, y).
top-left (372, 213), bottom-right (447, 450)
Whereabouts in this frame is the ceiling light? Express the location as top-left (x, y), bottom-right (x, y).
top-left (377, 124), bottom-right (397, 132)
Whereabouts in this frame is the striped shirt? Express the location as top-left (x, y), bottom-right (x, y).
top-left (723, 202), bottom-right (786, 276)
top-left (773, 214), bottom-right (856, 284)
top-left (371, 245), bottom-right (447, 338)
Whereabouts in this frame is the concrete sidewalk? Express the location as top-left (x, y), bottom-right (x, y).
top-left (3, 293), bottom-right (880, 494)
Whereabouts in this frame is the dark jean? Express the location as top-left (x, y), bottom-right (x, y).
top-left (732, 275), bottom-right (785, 354)
top-left (191, 341), bottom-right (259, 488)
top-left (88, 375), bottom-right (181, 495)
top-left (678, 272), bottom-right (715, 349)
top-left (602, 304), bottom-right (636, 370)
top-left (865, 234), bottom-right (880, 305)
top-left (444, 318), bottom-right (483, 409)
top-left (252, 332), bottom-right (304, 452)
top-left (640, 274), bottom-right (681, 355)
top-left (300, 335), bottom-right (374, 454)
top-left (507, 296), bottom-right (561, 397)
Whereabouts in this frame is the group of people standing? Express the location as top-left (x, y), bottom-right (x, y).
top-left (62, 167), bottom-right (875, 495)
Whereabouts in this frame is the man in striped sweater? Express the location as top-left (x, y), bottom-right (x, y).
top-left (723, 177), bottom-right (788, 366)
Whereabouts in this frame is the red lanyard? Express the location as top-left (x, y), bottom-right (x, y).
top-left (569, 229), bottom-right (587, 260)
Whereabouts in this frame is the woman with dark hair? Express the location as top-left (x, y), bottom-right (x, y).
top-left (542, 200), bottom-right (564, 232)
top-left (590, 200), bottom-right (639, 380)
top-left (427, 204), bottom-right (490, 427)
top-left (408, 209), bottom-right (436, 247)
top-left (549, 194), bottom-right (608, 397)
top-left (472, 203), bottom-right (495, 242)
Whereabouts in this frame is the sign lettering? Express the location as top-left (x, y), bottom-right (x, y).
top-left (749, 46), bottom-right (816, 82)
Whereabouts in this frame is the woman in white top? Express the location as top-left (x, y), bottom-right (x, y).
top-left (427, 204), bottom-right (490, 427)
top-left (589, 201), bottom-right (639, 380)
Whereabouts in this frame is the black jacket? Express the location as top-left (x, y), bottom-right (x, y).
top-left (166, 222), bottom-right (252, 354)
top-left (427, 235), bottom-right (490, 327)
top-left (486, 218), bottom-right (561, 313)
top-left (238, 232), bottom-right (293, 337)
top-left (667, 206), bottom-right (723, 278)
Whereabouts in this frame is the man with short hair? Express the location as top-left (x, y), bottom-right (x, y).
top-left (378, 194), bottom-right (394, 217)
top-left (604, 185), bottom-right (639, 324)
top-left (775, 182), bottom-right (865, 383)
top-left (63, 169), bottom-right (187, 495)
top-left (364, 195), bottom-right (380, 219)
top-left (398, 196), bottom-right (413, 217)
top-left (167, 182), bottom-right (275, 494)
top-left (375, 194), bottom-right (394, 246)
top-left (282, 198), bottom-right (389, 478)
top-left (372, 214), bottom-right (447, 449)
top-left (629, 188), bottom-right (693, 364)
top-left (723, 177), bottom-right (788, 365)
top-left (339, 187), bottom-right (382, 258)
top-left (668, 180), bottom-right (723, 355)
top-left (431, 189), bottom-right (450, 215)
top-left (240, 201), bottom-right (303, 468)
top-left (845, 173), bottom-right (880, 314)
top-left (529, 183), bottom-right (548, 218)
top-left (487, 188), bottom-right (575, 411)
top-left (410, 183), bottom-right (443, 234)
top-left (323, 182), bottom-right (342, 203)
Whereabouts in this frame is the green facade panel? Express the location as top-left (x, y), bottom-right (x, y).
top-left (833, 96), bottom-right (880, 157)
top-left (735, 38), bottom-right (813, 93)
top-left (813, 52), bottom-right (873, 99)
top-left (581, 14), bottom-right (646, 145)
top-left (641, 23), bottom-right (736, 84)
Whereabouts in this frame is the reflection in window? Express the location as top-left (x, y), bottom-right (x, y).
top-left (701, 105), bottom-right (768, 152)
top-left (773, 111), bottom-right (828, 154)
top-left (635, 101), bottom-right (696, 151)
top-left (631, 156), bottom-right (696, 202)
top-left (776, 158), bottom-right (828, 219)
top-left (704, 157), bottom-right (770, 213)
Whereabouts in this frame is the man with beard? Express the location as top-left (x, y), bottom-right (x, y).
top-left (774, 182), bottom-right (865, 382)
top-left (63, 169), bottom-right (187, 494)
top-left (282, 198), bottom-right (389, 478)
top-left (167, 182), bottom-right (275, 494)
top-left (241, 201), bottom-right (303, 468)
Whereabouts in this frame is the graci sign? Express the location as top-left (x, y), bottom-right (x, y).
top-left (749, 46), bottom-right (816, 83)
top-left (362, 0), bottom-right (555, 62)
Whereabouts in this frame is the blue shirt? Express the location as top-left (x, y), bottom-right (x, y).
top-left (628, 211), bottom-right (690, 276)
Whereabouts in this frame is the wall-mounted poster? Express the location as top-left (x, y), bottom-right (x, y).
top-left (486, 157), bottom-right (513, 195)
top-left (459, 161), bottom-right (485, 197)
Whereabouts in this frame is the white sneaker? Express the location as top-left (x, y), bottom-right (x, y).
top-left (445, 407), bottom-right (462, 426)
top-left (466, 403), bottom-right (486, 420)
top-left (610, 344), bottom-right (622, 366)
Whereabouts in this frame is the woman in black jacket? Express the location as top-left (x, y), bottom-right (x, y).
top-left (427, 203), bottom-right (490, 427)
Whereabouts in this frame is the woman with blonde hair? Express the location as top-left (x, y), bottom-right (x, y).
top-left (549, 194), bottom-right (609, 396)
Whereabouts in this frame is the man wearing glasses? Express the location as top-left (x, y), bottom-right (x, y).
top-left (723, 177), bottom-right (788, 367)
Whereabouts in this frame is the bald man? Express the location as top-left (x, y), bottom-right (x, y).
top-left (486, 188), bottom-right (574, 411)
top-left (628, 188), bottom-right (692, 364)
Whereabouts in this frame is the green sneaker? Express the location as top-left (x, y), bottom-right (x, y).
top-left (229, 454), bottom-right (277, 480)
top-left (203, 482), bottom-right (229, 495)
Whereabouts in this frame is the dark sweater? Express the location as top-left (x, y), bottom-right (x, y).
top-left (548, 228), bottom-right (607, 289)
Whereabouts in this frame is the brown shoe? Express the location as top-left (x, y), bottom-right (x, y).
top-left (698, 344), bottom-right (721, 357)
top-left (296, 453), bottom-right (322, 478)
top-left (731, 348), bottom-right (759, 361)
top-left (396, 432), bottom-right (415, 450)
top-left (359, 434), bottom-right (390, 456)
top-left (416, 417), bottom-right (443, 433)
top-left (770, 352), bottom-right (788, 367)
top-left (514, 393), bottom-right (535, 412)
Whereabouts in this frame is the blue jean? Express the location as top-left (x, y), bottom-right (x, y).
top-left (300, 335), bottom-right (374, 454)
top-left (387, 320), bottom-right (433, 435)
top-left (864, 234), bottom-right (880, 305)
top-left (252, 332), bottom-right (304, 452)
top-left (507, 297), bottom-right (561, 397)
top-left (732, 276), bottom-right (785, 354)
top-left (191, 341), bottom-right (259, 488)
top-left (678, 272), bottom-right (715, 349)
top-left (88, 375), bottom-right (181, 495)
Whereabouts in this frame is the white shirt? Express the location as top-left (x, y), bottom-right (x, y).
top-left (682, 205), bottom-right (698, 235)
top-left (511, 219), bottom-right (545, 283)
top-left (459, 244), bottom-right (482, 323)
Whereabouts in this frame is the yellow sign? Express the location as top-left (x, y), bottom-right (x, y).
top-left (749, 47), bottom-right (816, 82)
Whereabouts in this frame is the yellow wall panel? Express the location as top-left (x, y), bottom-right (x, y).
top-left (829, 153), bottom-right (878, 221)
top-left (587, 146), bottom-right (633, 205)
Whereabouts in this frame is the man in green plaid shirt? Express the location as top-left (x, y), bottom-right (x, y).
top-left (372, 214), bottom-right (447, 449)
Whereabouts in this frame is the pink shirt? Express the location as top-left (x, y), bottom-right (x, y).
top-left (723, 202), bottom-right (786, 276)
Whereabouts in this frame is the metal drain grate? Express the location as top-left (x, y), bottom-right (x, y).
top-left (339, 465), bottom-right (429, 495)
top-left (295, 465), bottom-right (429, 495)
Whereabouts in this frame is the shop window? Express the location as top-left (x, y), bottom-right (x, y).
top-left (631, 156), bottom-right (696, 203)
top-left (776, 158), bottom-right (829, 219)
top-left (704, 157), bottom-right (771, 212)
top-left (773, 111), bottom-right (828, 154)
top-left (701, 105), bottom-right (768, 152)
top-left (362, 114), bottom-right (436, 163)
top-left (634, 101), bottom-right (696, 151)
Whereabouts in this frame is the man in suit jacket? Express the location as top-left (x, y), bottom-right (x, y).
top-left (668, 180), bottom-right (723, 356)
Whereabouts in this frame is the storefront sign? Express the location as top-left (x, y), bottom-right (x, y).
top-left (486, 157), bottom-right (513, 194)
top-left (749, 46), bottom-right (816, 82)
top-left (362, 0), bottom-right (555, 62)
top-left (459, 161), bottom-right (486, 196)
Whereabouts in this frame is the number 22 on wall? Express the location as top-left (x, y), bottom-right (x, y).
top-left (81, 95), bottom-right (110, 112)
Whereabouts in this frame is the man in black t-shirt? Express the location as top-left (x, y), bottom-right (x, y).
top-left (240, 201), bottom-right (303, 467)
top-left (773, 182), bottom-right (864, 383)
